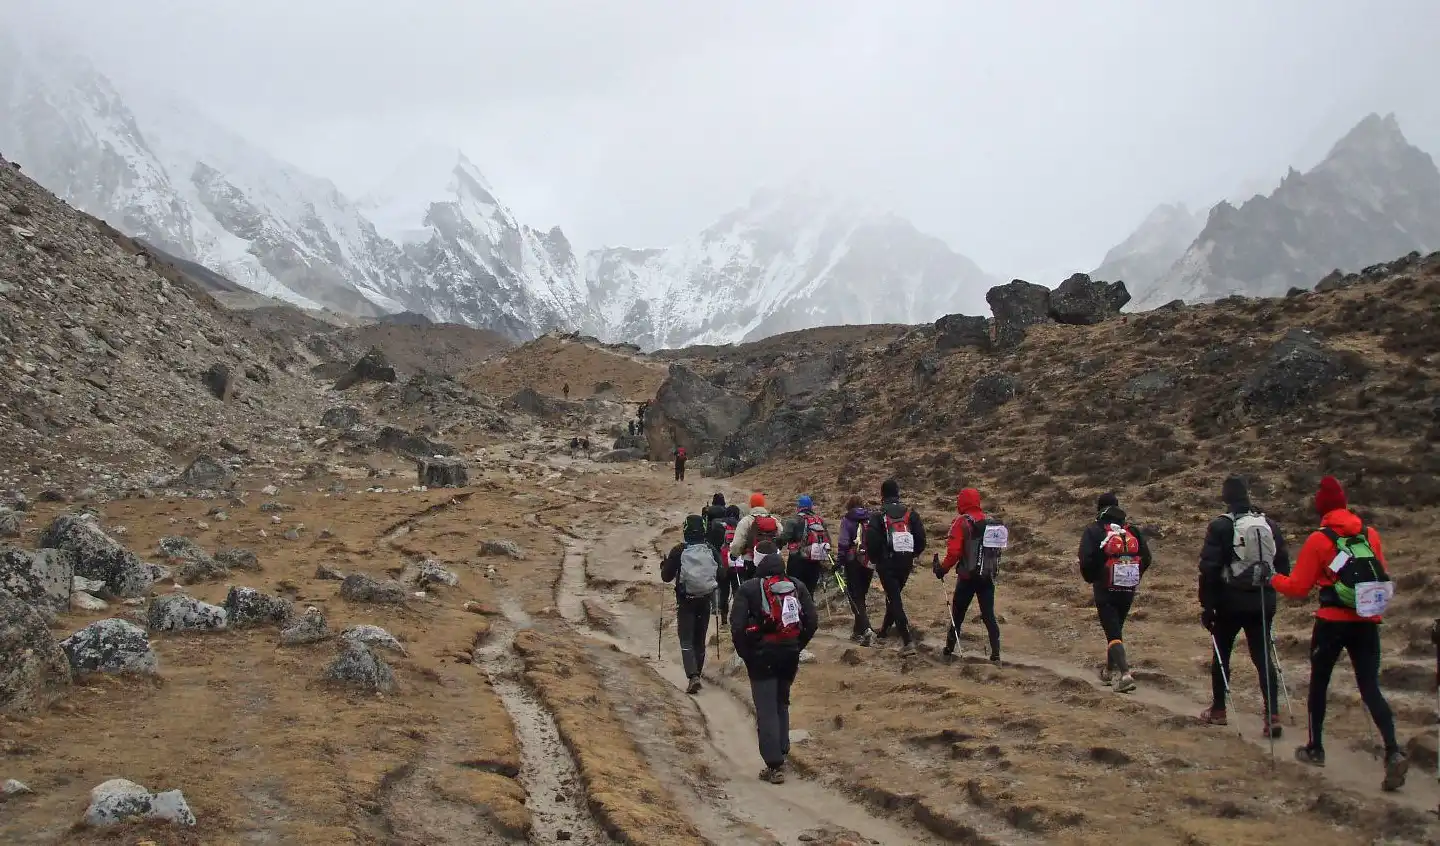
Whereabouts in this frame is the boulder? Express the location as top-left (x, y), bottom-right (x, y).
top-left (611, 434), bottom-right (645, 451)
top-left (179, 454), bottom-right (232, 490)
top-left (645, 365), bottom-right (752, 460)
top-left (279, 610), bottom-right (331, 646)
top-left (38, 515), bottom-right (152, 598)
top-left (401, 559), bottom-right (459, 589)
top-left (203, 363), bottom-right (235, 401)
top-left (597, 448), bottom-right (645, 463)
top-left (0, 590), bottom-right (71, 713)
top-left (334, 346), bottom-right (397, 390)
top-left (324, 642), bottom-right (397, 693)
top-left (507, 387), bottom-right (549, 415)
top-left (375, 426), bottom-right (456, 458)
top-left (215, 548), bottom-right (260, 572)
top-left (1048, 273), bottom-right (1131, 325)
top-left (147, 594), bottom-right (228, 633)
top-left (340, 624), bottom-right (406, 654)
top-left (0, 508), bottom-right (19, 538)
top-left (2, 779), bottom-right (31, 798)
top-left (59, 619), bottom-right (158, 675)
top-left (913, 354), bottom-right (941, 388)
top-left (320, 406), bottom-right (362, 429)
top-left (1240, 329), bottom-right (1359, 412)
top-left (479, 540), bottom-right (524, 560)
top-left (968, 373), bottom-right (1020, 414)
top-left (83, 778), bottom-right (196, 827)
top-left (338, 574), bottom-right (408, 605)
top-left (986, 280), bottom-right (1052, 348)
top-left (70, 591), bottom-right (108, 611)
top-left (418, 457), bottom-right (468, 488)
top-left (158, 537), bottom-right (227, 583)
top-left (933, 313), bottom-right (992, 352)
top-left (222, 587), bottom-right (294, 629)
top-left (0, 546), bottom-right (74, 612)
top-left (315, 564), bottom-right (346, 581)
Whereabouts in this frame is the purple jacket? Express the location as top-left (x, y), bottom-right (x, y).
top-left (839, 506), bottom-right (870, 553)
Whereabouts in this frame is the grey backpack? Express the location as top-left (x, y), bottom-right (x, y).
top-left (678, 543), bottom-right (718, 598)
top-left (1223, 512), bottom-right (1277, 589)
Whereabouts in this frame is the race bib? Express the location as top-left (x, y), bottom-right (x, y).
top-left (729, 557), bottom-right (745, 571)
top-left (982, 525), bottom-right (1009, 549)
top-left (780, 595), bottom-right (801, 626)
top-left (808, 542), bottom-right (828, 561)
top-left (1355, 581), bottom-right (1394, 618)
top-left (890, 530), bottom-right (915, 553)
top-left (1111, 559), bottom-right (1140, 588)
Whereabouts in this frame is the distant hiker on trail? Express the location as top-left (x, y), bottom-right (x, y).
top-left (1197, 475), bottom-right (1291, 737)
top-left (628, 420), bottom-right (636, 438)
top-left (1079, 492), bottom-right (1152, 694)
top-left (1271, 476), bottom-right (1406, 790)
top-left (714, 504), bottom-right (744, 618)
top-left (781, 495), bottom-right (830, 596)
top-left (661, 515), bottom-right (720, 695)
top-left (732, 493), bottom-right (779, 582)
top-left (562, 382), bottom-right (570, 400)
top-left (673, 444), bottom-right (687, 481)
top-left (865, 479), bottom-right (925, 656)
top-left (934, 488), bottom-right (1004, 663)
top-left (731, 539), bottom-right (818, 784)
top-left (838, 495), bottom-right (875, 645)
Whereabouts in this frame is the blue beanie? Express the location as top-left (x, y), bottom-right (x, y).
top-left (797, 495), bottom-right (813, 509)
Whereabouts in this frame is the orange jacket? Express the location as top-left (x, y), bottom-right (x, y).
top-left (1271, 508), bottom-right (1389, 622)
top-left (939, 489), bottom-right (986, 577)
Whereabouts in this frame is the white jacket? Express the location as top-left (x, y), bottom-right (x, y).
top-left (731, 508), bottom-right (775, 561)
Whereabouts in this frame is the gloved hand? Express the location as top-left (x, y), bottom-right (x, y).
top-left (932, 561), bottom-right (944, 580)
top-left (1201, 608), bottom-right (1217, 631)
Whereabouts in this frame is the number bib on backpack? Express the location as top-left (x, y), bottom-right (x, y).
top-left (1354, 581), bottom-right (1394, 618)
top-left (807, 542), bottom-right (827, 561)
top-left (780, 595), bottom-right (801, 626)
top-left (982, 524), bottom-right (1009, 549)
top-left (1110, 559), bottom-right (1140, 589)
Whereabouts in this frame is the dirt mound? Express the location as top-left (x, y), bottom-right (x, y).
top-left (466, 334), bottom-right (665, 402)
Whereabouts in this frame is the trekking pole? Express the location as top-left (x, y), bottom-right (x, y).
top-left (657, 588), bottom-right (665, 661)
top-left (1260, 608), bottom-right (1276, 767)
top-left (1210, 634), bottom-right (1231, 697)
top-left (1430, 618), bottom-right (1440, 813)
top-left (1269, 632), bottom-right (1294, 720)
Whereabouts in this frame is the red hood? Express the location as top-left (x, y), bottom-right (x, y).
top-left (1319, 508), bottom-right (1363, 536)
top-left (956, 488), bottom-right (984, 520)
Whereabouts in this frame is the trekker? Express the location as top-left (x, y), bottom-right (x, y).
top-left (1079, 492), bottom-right (1152, 693)
top-left (864, 479), bottom-right (925, 655)
top-left (702, 493), bottom-right (728, 531)
top-left (673, 445), bottom-right (687, 482)
top-left (661, 515), bottom-right (720, 694)
top-left (781, 495), bottom-right (830, 596)
top-left (628, 419), bottom-right (636, 438)
top-left (837, 495), bottom-right (875, 645)
top-left (731, 540), bottom-right (818, 784)
top-left (562, 382), bottom-right (570, 400)
top-left (714, 504), bottom-right (744, 619)
top-left (1272, 476), bottom-right (1406, 790)
top-left (1197, 475), bottom-right (1291, 736)
top-left (933, 488), bottom-right (1003, 663)
top-left (732, 493), bottom-right (780, 582)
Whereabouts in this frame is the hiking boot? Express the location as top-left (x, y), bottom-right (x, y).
top-left (685, 677), bottom-right (702, 695)
top-left (859, 629), bottom-right (874, 647)
top-left (1098, 666), bottom-right (1114, 686)
top-left (1294, 745), bottom-right (1326, 767)
top-left (941, 644), bottom-right (956, 658)
top-left (1262, 714), bottom-right (1282, 739)
top-left (1383, 750), bottom-right (1409, 792)
top-left (898, 642), bottom-right (917, 657)
top-left (989, 651), bottom-right (1001, 664)
top-left (875, 629), bottom-right (889, 642)
top-left (1114, 672), bottom-right (1137, 693)
top-left (1197, 707), bottom-right (1228, 726)
top-left (759, 766), bottom-right (785, 784)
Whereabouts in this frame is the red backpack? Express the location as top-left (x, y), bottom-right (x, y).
top-left (1100, 523), bottom-right (1142, 591)
top-left (675, 446), bottom-right (686, 460)
top-left (788, 514), bottom-right (830, 560)
top-left (755, 576), bottom-right (803, 644)
top-left (722, 522), bottom-right (742, 569)
top-left (751, 514), bottom-right (779, 554)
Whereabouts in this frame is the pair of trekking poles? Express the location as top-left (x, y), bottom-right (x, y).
top-left (1209, 609), bottom-right (1292, 765)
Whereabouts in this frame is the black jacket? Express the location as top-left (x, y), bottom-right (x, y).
top-left (702, 505), bottom-right (730, 552)
top-left (864, 499), bottom-right (926, 570)
top-left (1079, 507), bottom-right (1153, 588)
top-left (1197, 503), bottom-right (1291, 616)
top-left (661, 540), bottom-right (720, 601)
top-left (730, 552), bottom-right (818, 665)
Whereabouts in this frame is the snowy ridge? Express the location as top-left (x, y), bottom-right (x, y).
top-left (1091, 202), bottom-right (1206, 297)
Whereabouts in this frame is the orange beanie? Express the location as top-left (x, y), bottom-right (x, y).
top-left (749, 492), bottom-right (766, 508)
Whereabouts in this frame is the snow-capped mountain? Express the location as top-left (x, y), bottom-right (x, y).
top-left (358, 147), bottom-right (591, 339)
top-left (1091, 203), bottom-right (1206, 294)
top-left (1132, 114), bottom-right (1440, 309)
top-left (0, 32), bottom-right (406, 315)
top-left (583, 186), bottom-right (995, 350)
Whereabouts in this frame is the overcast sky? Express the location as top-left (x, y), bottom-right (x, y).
top-left (13, 0), bottom-right (1440, 280)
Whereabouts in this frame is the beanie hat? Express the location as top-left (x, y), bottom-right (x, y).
top-left (1096, 492), bottom-right (1119, 511)
top-left (683, 515), bottom-right (707, 542)
top-left (755, 540), bottom-right (778, 556)
top-left (712, 492), bottom-right (726, 507)
top-left (881, 479), bottom-right (900, 500)
top-left (1314, 476), bottom-right (1348, 515)
top-left (1221, 475), bottom-right (1248, 506)
top-left (797, 495), bottom-right (813, 510)
top-left (749, 492), bottom-right (766, 509)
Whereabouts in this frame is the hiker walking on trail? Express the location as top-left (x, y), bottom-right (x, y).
top-left (1271, 476), bottom-right (1406, 790)
top-left (562, 382), bottom-right (570, 400)
top-left (933, 488), bottom-right (1004, 663)
top-left (661, 515), bottom-right (720, 695)
top-left (1079, 492), bottom-right (1152, 693)
top-left (731, 540), bottom-right (818, 784)
top-left (673, 444), bottom-right (687, 481)
top-left (628, 419), bottom-right (636, 438)
top-left (1197, 475), bottom-right (1291, 736)
top-left (732, 493), bottom-right (779, 583)
top-left (838, 495), bottom-right (875, 645)
top-left (865, 479), bottom-right (925, 656)
top-left (781, 495), bottom-right (830, 596)
top-left (711, 503), bottom-right (743, 618)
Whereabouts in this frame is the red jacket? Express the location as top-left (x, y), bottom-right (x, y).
top-left (939, 489), bottom-right (986, 578)
top-left (1271, 508), bottom-right (1389, 622)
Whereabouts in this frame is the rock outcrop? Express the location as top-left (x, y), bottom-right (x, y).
top-left (986, 280), bottom-right (1052, 348)
top-left (418, 457), bottom-right (468, 488)
top-left (38, 515), bottom-right (152, 598)
top-left (0, 546), bottom-right (74, 611)
top-left (333, 346), bottom-right (397, 390)
top-left (1240, 329), bottom-right (1361, 412)
top-left (1049, 273), bottom-right (1131, 325)
top-left (59, 619), bottom-right (158, 675)
top-left (645, 365), bottom-right (752, 460)
top-left (0, 590), bottom-right (71, 713)
top-left (147, 594), bottom-right (228, 633)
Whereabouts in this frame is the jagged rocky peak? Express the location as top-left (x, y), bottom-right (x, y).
top-left (1092, 202), bottom-right (1207, 292)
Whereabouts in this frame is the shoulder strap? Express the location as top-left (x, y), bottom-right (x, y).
top-left (1319, 527), bottom-right (1340, 543)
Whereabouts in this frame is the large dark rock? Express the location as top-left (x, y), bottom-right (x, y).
top-left (0, 546), bottom-right (74, 612)
top-left (1049, 273), bottom-right (1131, 325)
top-left (339, 574), bottom-right (407, 605)
top-left (222, 587), bottom-right (294, 629)
top-left (1240, 329), bottom-right (1359, 412)
top-left (39, 515), bottom-right (152, 598)
top-left (59, 619), bottom-right (158, 675)
top-left (418, 457), bottom-right (468, 488)
top-left (507, 387), bottom-right (549, 415)
top-left (717, 403), bottom-right (836, 476)
top-left (320, 406), bottom-right (361, 429)
top-left (203, 363), bottom-right (235, 401)
top-left (986, 280), bottom-right (1052, 347)
top-left (178, 454), bottom-right (232, 490)
top-left (645, 365), bottom-right (752, 460)
top-left (334, 347), bottom-right (397, 390)
top-left (324, 641), bottom-right (396, 693)
top-left (148, 594), bottom-right (227, 632)
top-left (968, 373), bottom-right (1020, 414)
top-left (375, 426), bottom-right (456, 458)
top-left (933, 313), bottom-right (991, 351)
top-left (0, 590), bottom-right (71, 713)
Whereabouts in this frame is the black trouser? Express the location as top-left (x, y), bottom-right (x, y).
top-left (675, 461), bottom-right (686, 481)
top-left (844, 559), bottom-right (874, 637)
top-left (676, 595), bottom-right (711, 679)
top-left (1306, 618), bottom-right (1398, 754)
top-left (1209, 610), bottom-right (1280, 714)
top-left (947, 576), bottom-right (1000, 657)
top-left (788, 554), bottom-right (821, 597)
top-left (1094, 587), bottom-right (1134, 672)
top-left (716, 569), bottom-right (742, 621)
top-left (746, 650), bottom-right (800, 768)
top-left (877, 564), bottom-right (913, 645)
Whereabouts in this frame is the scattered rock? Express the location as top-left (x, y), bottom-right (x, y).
top-left (147, 594), bottom-right (228, 633)
top-left (340, 624), bottom-right (406, 654)
top-left (1048, 273), bottom-right (1131, 325)
top-left (334, 346), bottom-right (397, 390)
top-left (38, 515), bottom-right (152, 598)
top-left (315, 564), bottom-right (346, 581)
top-left (82, 778), bottom-right (196, 827)
top-left (507, 387), bottom-right (549, 415)
top-left (611, 434), bottom-right (645, 451)
top-left (1240, 328), bottom-right (1358, 412)
top-left (2, 779), bottom-right (31, 798)
top-left (597, 448), bottom-right (645, 463)
top-left (215, 548), bottom-right (260, 571)
top-left (799, 650), bottom-right (817, 664)
top-left (0, 546), bottom-right (74, 611)
top-left (338, 574), bottom-right (408, 605)
top-left (912, 354), bottom-right (941, 389)
top-left (968, 373), bottom-right (1019, 414)
top-left (203, 362), bottom-right (235, 401)
top-left (933, 313), bottom-right (991, 352)
top-left (222, 587), bottom-right (294, 628)
top-left (279, 610), bottom-right (331, 646)
top-left (401, 559), bottom-right (459, 588)
top-left (70, 591), bottom-right (108, 612)
top-left (479, 540), bottom-right (524, 560)
top-left (0, 590), bottom-right (71, 713)
top-left (178, 454), bottom-right (232, 490)
top-left (418, 456), bottom-right (468, 488)
top-left (0, 508), bottom-right (19, 538)
top-left (1123, 369), bottom-right (1177, 400)
top-left (59, 619), bottom-right (158, 675)
top-left (73, 576), bottom-right (106, 594)
top-left (324, 641), bottom-right (397, 693)
top-left (321, 406), bottom-right (361, 429)
top-left (375, 426), bottom-right (456, 458)
top-left (158, 536), bottom-right (227, 584)
top-left (986, 279), bottom-right (1052, 347)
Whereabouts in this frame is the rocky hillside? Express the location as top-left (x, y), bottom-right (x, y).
top-left (1135, 113), bottom-right (1440, 309)
top-left (1091, 202), bottom-right (1206, 295)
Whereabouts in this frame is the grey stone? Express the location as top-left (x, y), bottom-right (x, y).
top-left (324, 641), bottom-right (397, 693)
top-left (70, 591), bottom-right (108, 612)
top-left (179, 454), bottom-right (231, 490)
top-left (2, 779), bottom-right (31, 798)
top-left (147, 594), bottom-right (227, 633)
top-left (1048, 273), bottom-right (1131, 325)
top-left (73, 575), bottom-right (106, 594)
top-left (334, 346), bottom-right (397, 390)
top-left (222, 587), bottom-right (293, 628)
top-left (597, 448), bottom-right (645, 463)
top-left (0, 590), bottom-right (71, 713)
top-left (401, 559), bottom-right (459, 588)
top-left (418, 457), bottom-right (468, 488)
top-left (215, 548), bottom-right (260, 571)
top-left (158, 536), bottom-right (227, 583)
top-left (933, 313), bottom-right (991, 352)
top-left (479, 540), bottom-right (524, 560)
top-left (0, 546), bottom-right (74, 611)
top-left (321, 406), bottom-right (361, 429)
top-left (0, 508), bottom-right (19, 539)
top-left (986, 279), bottom-right (1052, 347)
top-left (338, 574), bottom-right (407, 605)
top-left (645, 364), bottom-right (752, 460)
top-left (83, 778), bottom-right (195, 827)
top-left (203, 362), bottom-right (234, 401)
top-left (968, 373), bottom-right (1020, 414)
top-left (507, 387), bottom-right (549, 415)
top-left (340, 624), bottom-right (405, 654)
top-left (279, 610), bottom-right (331, 646)
top-left (60, 619), bottom-right (158, 675)
top-left (1240, 328), bottom-right (1360, 412)
top-left (375, 426), bottom-right (456, 458)
top-left (38, 515), bottom-right (152, 598)
top-left (315, 564), bottom-right (346, 581)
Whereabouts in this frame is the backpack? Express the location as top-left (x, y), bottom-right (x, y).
top-left (755, 575), bottom-right (803, 644)
top-left (1222, 511), bottom-right (1277, 589)
top-left (677, 543), bottom-right (718, 598)
top-left (852, 517), bottom-right (870, 565)
top-left (884, 509), bottom-right (915, 556)
top-left (1099, 523), bottom-right (1142, 592)
top-left (722, 522), bottom-right (742, 570)
top-left (751, 514), bottom-right (779, 554)
top-left (1320, 526), bottom-right (1394, 618)
top-left (790, 514), bottom-right (830, 561)
top-left (675, 446), bottom-right (686, 461)
top-left (961, 515), bottom-right (1008, 580)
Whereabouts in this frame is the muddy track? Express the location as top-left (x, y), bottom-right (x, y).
top-left (377, 491), bottom-right (477, 543)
